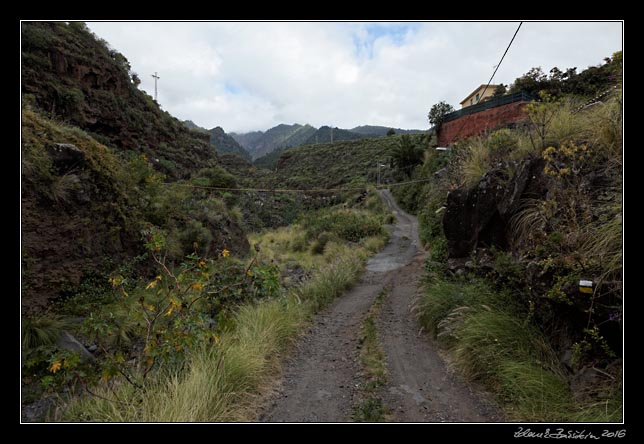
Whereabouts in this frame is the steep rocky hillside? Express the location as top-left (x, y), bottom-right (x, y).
top-left (21, 22), bottom-right (250, 312)
top-left (209, 126), bottom-right (252, 161)
top-left (21, 109), bottom-right (250, 312)
top-left (21, 22), bottom-right (216, 179)
top-left (21, 110), bottom-right (141, 311)
top-left (182, 121), bottom-right (251, 161)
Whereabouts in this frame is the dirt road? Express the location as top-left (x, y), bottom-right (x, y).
top-left (258, 190), bottom-right (500, 422)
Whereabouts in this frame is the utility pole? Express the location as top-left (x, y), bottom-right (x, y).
top-left (151, 72), bottom-right (160, 102)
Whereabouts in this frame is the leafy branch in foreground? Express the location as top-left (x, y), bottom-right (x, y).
top-left (45, 225), bottom-right (280, 404)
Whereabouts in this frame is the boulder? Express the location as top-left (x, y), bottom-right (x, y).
top-left (443, 168), bottom-right (508, 257)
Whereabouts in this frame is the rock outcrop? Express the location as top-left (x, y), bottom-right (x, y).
top-left (443, 157), bottom-right (548, 258)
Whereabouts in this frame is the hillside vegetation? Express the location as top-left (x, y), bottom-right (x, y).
top-left (303, 125), bottom-right (365, 145)
top-left (258, 133), bottom-right (427, 190)
top-left (21, 22), bottom-right (216, 179)
top-left (350, 125), bottom-right (424, 137)
top-left (392, 53), bottom-right (622, 421)
top-left (209, 126), bottom-right (252, 161)
top-left (235, 123), bottom-right (424, 164)
top-left (21, 22), bottom-right (250, 313)
top-left (33, 192), bottom-right (390, 422)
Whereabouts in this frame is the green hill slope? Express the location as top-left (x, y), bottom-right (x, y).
top-left (303, 126), bottom-right (365, 145)
top-left (260, 133), bottom-right (427, 189)
top-left (253, 146), bottom-right (287, 170)
top-left (21, 21), bottom-right (215, 178)
top-left (350, 125), bottom-right (425, 137)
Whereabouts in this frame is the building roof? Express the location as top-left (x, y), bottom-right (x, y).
top-left (459, 84), bottom-right (502, 105)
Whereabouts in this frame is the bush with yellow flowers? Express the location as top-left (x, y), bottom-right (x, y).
top-left (44, 226), bottom-right (280, 394)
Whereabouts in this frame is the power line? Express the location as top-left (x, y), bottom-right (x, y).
top-left (163, 178), bottom-right (435, 194)
top-left (478, 22), bottom-right (523, 102)
top-left (446, 22), bottom-right (523, 144)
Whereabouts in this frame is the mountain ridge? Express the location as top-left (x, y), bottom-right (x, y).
top-left (234, 123), bottom-right (426, 164)
top-left (230, 123), bottom-right (317, 160)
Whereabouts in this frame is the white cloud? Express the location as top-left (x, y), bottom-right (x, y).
top-left (87, 21), bottom-right (622, 133)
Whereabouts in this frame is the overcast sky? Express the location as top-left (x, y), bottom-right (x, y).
top-left (87, 21), bottom-right (622, 134)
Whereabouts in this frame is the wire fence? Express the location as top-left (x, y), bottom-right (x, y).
top-left (164, 178), bottom-right (435, 194)
top-left (441, 91), bottom-right (535, 123)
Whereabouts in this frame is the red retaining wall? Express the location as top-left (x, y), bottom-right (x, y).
top-left (437, 101), bottom-right (530, 146)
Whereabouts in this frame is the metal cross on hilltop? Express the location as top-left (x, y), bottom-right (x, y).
top-left (151, 72), bottom-right (160, 102)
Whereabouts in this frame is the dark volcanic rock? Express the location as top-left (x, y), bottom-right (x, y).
top-left (443, 157), bottom-right (547, 258)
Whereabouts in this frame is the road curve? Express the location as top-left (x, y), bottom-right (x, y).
top-left (258, 189), bottom-right (500, 422)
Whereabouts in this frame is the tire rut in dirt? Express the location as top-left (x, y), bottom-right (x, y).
top-left (376, 256), bottom-right (503, 422)
top-left (258, 280), bottom-right (383, 422)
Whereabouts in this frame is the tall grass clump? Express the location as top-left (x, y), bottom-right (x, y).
top-left (22, 314), bottom-right (67, 350)
top-left (460, 137), bottom-right (490, 188)
top-left (417, 277), bottom-right (591, 422)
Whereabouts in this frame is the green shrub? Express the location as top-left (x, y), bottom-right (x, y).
top-left (419, 279), bottom-right (502, 338)
top-left (192, 166), bottom-right (236, 189)
top-left (429, 236), bottom-right (447, 263)
top-left (361, 236), bottom-right (386, 254)
top-left (289, 234), bottom-right (307, 253)
top-left (302, 208), bottom-right (384, 243)
top-left (310, 231), bottom-right (332, 255)
top-left (461, 137), bottom-right (490, 187)
top-left (487, 129), bottom-right (517, 160)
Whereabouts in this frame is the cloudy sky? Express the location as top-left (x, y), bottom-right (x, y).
top-left (87, 21), bottom-right (622, 134)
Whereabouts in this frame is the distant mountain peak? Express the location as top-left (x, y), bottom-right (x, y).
top-left (181, 121), bottom-right (251, 161)
top-left (231, 123), bottom-right (317, 160)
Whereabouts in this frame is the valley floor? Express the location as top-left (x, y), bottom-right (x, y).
top-left (258, 190), bottom-right (500, 422)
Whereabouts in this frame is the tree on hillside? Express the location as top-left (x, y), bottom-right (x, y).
top-left (391, 135), bottom-right (424, 178)
top-left (509, 67), bottom-right (547, 98)
top-left (131, 72), bottom-right (141, 87)
top-left (387, 128), bottom-right (396, 136)
top-left (493, 84), bottom-right (507, 97)
top-left (428, 101), bottom-right (455, 128)
top-left (509, 54), bottom-right (621, 100)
